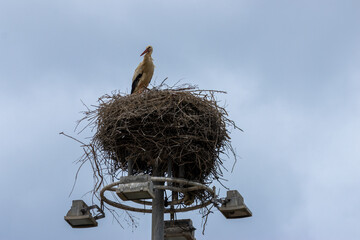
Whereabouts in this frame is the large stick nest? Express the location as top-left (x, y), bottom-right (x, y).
top-left (79, 84), bottom-right (240, 189)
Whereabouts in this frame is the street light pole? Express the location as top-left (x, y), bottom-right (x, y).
top-left (152, 167), bottom-right (164, 240)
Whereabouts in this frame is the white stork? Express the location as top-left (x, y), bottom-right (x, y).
top-left (131, 45), bottom-right (155, 94)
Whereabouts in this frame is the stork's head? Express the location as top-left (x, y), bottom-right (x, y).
top-left (140, 45), bottom-right (153, 56)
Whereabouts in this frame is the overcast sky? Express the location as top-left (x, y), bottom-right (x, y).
top-left (1, 0), bottom-right (360, 239)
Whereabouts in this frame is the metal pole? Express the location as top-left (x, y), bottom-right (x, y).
top-left (128, 159), bottom-right (133, 176)
top-left (152, 167), bottom-right (164, 240)
top-left (167, 160), bottom-right (175, 221)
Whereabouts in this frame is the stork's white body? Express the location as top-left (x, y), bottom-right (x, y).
top-left (131, 46), bottom-right (155, 94)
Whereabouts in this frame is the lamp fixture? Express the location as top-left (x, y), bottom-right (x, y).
top-left (64, 200), bottom-right (105, 228)
top-left (218, 190), bottom-right (252, 219)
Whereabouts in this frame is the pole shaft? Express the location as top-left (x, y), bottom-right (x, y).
top-left (128, 159), bottom-right (133, 176)
top-left (152, 168), bottom-right (164, 240)
top-left (168, 160), bottom-right (175, 221)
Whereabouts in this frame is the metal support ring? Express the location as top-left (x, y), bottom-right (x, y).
top-left (100, 177), bottom-right (215, 213)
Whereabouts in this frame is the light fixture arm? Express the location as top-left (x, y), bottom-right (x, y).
top-left (211, 196), bottom-right (229, 208)
top-left (81, 205), bottom-right (105, 220)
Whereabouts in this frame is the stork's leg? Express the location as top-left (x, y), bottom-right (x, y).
top-left (137, 87), bottom-right (148, 94)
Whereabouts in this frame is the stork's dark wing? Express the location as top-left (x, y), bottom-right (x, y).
top-left (131, 73), bottom-right (142, 94)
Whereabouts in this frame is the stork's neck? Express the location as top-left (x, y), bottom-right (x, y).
top-left (143, 53), bottom-right (153, 61)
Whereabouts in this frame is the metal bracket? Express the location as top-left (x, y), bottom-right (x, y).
top-left (81, 205), bottom-right (105, 220)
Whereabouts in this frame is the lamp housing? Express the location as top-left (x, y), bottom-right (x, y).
top-left (116, 175), bottom-right (155, 201)
top-left (64, 200), bottom-right (102, 228)
top-left (219, 190), bottom-right (252, 219)
top-left (164, 219), bottom-right (196, 240)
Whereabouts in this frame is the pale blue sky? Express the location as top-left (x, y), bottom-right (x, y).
top-left (1, 0), bottom-right (360, 239)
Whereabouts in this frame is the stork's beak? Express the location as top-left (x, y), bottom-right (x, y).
top-left (140, 48), bottom-right (149, 56)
